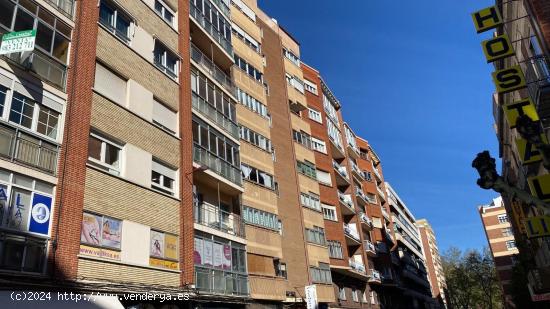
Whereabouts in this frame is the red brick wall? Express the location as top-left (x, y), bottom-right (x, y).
top-left (49, 0), bottom-right (100, 280)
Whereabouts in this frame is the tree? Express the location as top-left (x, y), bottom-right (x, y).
top-left (442, 246), bottom-right (502, 309)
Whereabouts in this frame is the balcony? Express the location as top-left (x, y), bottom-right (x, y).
top-left (3, 49), bottom-right (67, 90)
top-left (211, 0), bottom-right (231, 19)
top-left (350, 161), bottom-right (363, 181)
top-left (193, 143), bottom-right (242, 186)
top-left (368, 269), bottom-right (382, 284)
top-left (332, 160), bottom-right (350, 186)
top-left (195, 266), bottom-right (249, 296)
top-left (359, 212), bottom-right (373, 230)
top-left (192, 93), bottom-right (239, 139)
top-left (377, 185), bottom-right (386, 202)
top-left (355, 188), bottom-right (368, 206)
top-left (328, 135), bottom-right (346, 160)
top-left (45, 0), bottom-right (75, 19)
top-left (381, 207), bottom-right (389, 220)
top-left (364, 240), bottom-right (376, 256)
top-left (349, 257), bottom-right (366, 275)
top-left (194, 201), bottom-right (245, 238)
top-left (190, 44), bottom-right (236, 97)
top-left (365, 193), bottom-right (377, 205)
top-left (0, 124), bottom-right (59, 175)
top-left (337, 191), bottom-right (356, 215)
top-left (371, 163), bottom-right (382, 181)
top-left (343, 223), bottom-right (361, 245)
top-left (189, 0), bottom-right (233, 63)
top-left (346, 143), bottom-right (360, 160)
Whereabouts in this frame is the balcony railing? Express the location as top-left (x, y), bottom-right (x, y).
top-left (371, 163), bottom-right (382, 180)
top-left (364, 240), bottom-right (376, 253)
top-left (192, 93), bottom-right (239, 138)
top-left (349, 258), bottom-right (366, 274)
top-left (350, 161), bottom-right (362, 178)
top-left (359, 212), bottom-right (372, 227)
top-left (190, 44), bottom-right (236, 96)
top-left (365, 194), bottom-right (377, 204)
top-left (45, 0), bottom-right (75, 19)
top-left (344, 224), bottom-right (360, 241)
top-left (189, 0), bottom-right (233, 56)
top-left (337, 191), bottom-right (355, 211)
top-left (355, 188), bottom-right (368, 203)
top-left (381, 207), bottom-right (389, 219)
top-left (195, 266), bottom-right (249, 296)
top-left (0, 124), bottom-right (59, 175)
top-left (369, 269), bottom-right (381, 281)
top-left (193, 143), bottom-right (242, 186)
top-left (332, 160), bottom-right (349, 180)
top-left (4, 49), bottom-right (67, 90)
top-left (211, 0), bottom-right (231, 18)
top-left (194, 201), bottom-right (245, 238)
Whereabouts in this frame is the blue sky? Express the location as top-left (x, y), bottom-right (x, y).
top-left (259, 0), bottom-right (500, 253)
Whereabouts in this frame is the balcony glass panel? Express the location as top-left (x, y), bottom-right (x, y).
top-left (189, 0), bottom-right (233, 56)
top-left (194, 202), bottom-right (245, 238)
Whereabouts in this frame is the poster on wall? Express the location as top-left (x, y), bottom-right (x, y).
top-left (164, 234), bottom-right (178, 260)
top-left (0, 184), bottom-right (8, 228)
top-left (101, 216), bottom-right (121, 249)
top-left (7, 188), bottom-right (31, 232)
top-left (81, 213), bottom-right (102, 246)
top-left (28, 193), bottom-right (52, 235)
top-left (213, 242), bottom-right (223, 268)
top-left (150, 231), bottom-right (165, 258)
top-left (194, 237), bottom-right (203, 265)
top-left (223, 244), bottom-right (232, 270)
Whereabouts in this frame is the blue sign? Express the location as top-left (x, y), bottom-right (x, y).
top-left (28, 194), bottom-right (52, 235)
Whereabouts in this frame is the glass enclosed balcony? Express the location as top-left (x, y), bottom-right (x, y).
top-left (193, 143), bottom-right (242, 186)
top-left (194, 201), bottom-right (245, 238)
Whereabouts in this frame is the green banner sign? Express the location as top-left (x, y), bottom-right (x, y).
top-left (0, 29), bottom-right (36, 55)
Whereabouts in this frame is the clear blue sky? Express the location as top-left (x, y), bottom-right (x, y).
top-left (259, 0), bottom-right (500, 253)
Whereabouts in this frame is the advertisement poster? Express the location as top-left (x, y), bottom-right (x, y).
top-left (150, 230), bottom-right (165, 258)
top-left (79, 245), bottom-right (120, 260)
top-left (194, 238), bottom-right (203, 265)
top-left (213, 242), bottom-right (223, 268)
top-left (150, 258), bottom-right (178, 270)
top-left (28, 193), bottom-right (52, 235)
top-left (7, 188), bottom-right (31, 232)
top-left (0, 184), bottom-right (8, 228)
top-left (81, 213), bottom-right (102, 246)
top-left (223, 244), bottom-right (232, 269)
top-left (101, 216), bottom-right (121, 249)
top-left (165, 234), bottom-right (178, 260)
top-left (203, 239), bottom-right (213, 266)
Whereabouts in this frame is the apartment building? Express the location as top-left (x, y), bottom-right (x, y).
top-left (490, 0), bottom-right (550, 304)
top-left (478, 197), bottom-right (519, 308)
top-left (384, 182), bottom-right (434, 308)
top-left (417, 218), bottom-right (448, 308)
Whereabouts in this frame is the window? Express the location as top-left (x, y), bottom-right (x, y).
top-left (9, 93), bottom-right (34, 129)
top-left (327, 117), bottom-right (343, 148)
top-left (99, 1), bottom-right (131, 43)
top-left (364, 171), bottom-right (373, 182)
top-left (304, 79), bottom-right (318, 95)
top-left (506, 240), bottom-right (516, 250)
top-left (311, 137), bottom-right (327, 154)
top-left (300, 192), bottom-right (321, 211)
top-left (81, 212), bottom-right (122, 249)
top-left (8, 92), bottom-right (61, 140)
top-left (191, 69), bottom-right (237, 123)
top-left (310, 263), bottom-right (332, 284)
top-left (241, 163), bottom-right (275, 190)
top-left (352, 288), bottom-right (359, 302)
top-left (154, 0), bottom-right (174, 25)
top-left (498, 214), bottom-right (509, 224)
top-left (87, 132), bottom-right (122, 175)
top-left (243, 206), bottom-right (279, 231)
top-left (154, 41), bottom-right (178, 79)
top-left (328, 240), bottom-right (343, 259)
top-left (316, 170), bottom-right (332, 186)
top-left (234, 55), bottom-right (263, 82)
top-left (232, 23), bottom-right (260, 53)
top-left (308, 108), bottom-right (322, 123)
top-left (240, 125), bottom-right (272, 153)
top-left (0, 86), bottom-right (7, 116)
top-left (0, 234), bottom-right (47, 273)
top-left (283, 48), bottom-right (300, 66)
top-left (297, 160), bottom-right (316, 179)
top-left (502, 227), bottom-right (513, 237)
top-left (305, 226), bottom-right (326, 246)
top-left (286, 74), bottom-right (305, 94)
top-left (236, 88), bottom-right (269, 118)
top-left (293, 130), bottom-right (311, 149)
top-left (322, 204), bottom-right (337, 221)
top-left (151, 159), bottom-right (176, 195)
top-left (339, 287), bottom-right (346, 300)
top-left (153, 99), bottom-right (177, 134)
top-left (323, 93), bottom-right (339, 125)
top-left (274, 260), bottom-right (287, 278)
top-left (193, 119), bottom-right (240, 168)
top-left (36, 105), bottom-right (59, 139)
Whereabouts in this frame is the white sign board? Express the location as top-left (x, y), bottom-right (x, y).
top-left (0, 30), bottom-right (36, 55)
top-left (305, 285), bottom-right (318, 309)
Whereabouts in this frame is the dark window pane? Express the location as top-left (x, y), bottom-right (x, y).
top-left (88, 136), bottom-right (102, 160)
top-left (2, 241), bottom-right (24, 270)
top-left (38, 8), bottom-right (55, 26)
top-left (99, 3), bottom-right (114, 28)
top-left (36, 22), bottom-right (53, 52)
top-left (163, 176), bottom-right (173, 189)
top-left (52, 32), bottom-right (69, 63)
top-left (23, 243), bottom-right (44, 272)
top-left (152, 170), bottom-right (161, 185)
top-left (13, 8), bottom-right (34, 32)
top-left (115, 15), bottom-right (130, 38)
top-left (104, 143), bottom-right (119, 166)
top-left (0, 1), bottom-right (15, 29)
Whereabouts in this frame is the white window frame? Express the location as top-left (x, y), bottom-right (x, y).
top-left (304, 79), bottom-right (318, 95)
top-left (308, 108), bottom-right (322, 124)
top-left (322, 204), bottom-right (337, 221)
top-left (506, 240), bottom-right (516, 250)
top-left (498, 214), bottom-right (509, 224)
top-left (311, 137), bottom-right (327, 154)
top-left (151, 159), bottom-right (176, 195)
top-left (154, 0), bottom-right (175, 27)
top-left (88, 132), bottom-right (123, 175)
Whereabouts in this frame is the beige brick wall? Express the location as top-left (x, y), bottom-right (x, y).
top-left (84, 168), bottom-right (180, 234)
top-left (78, 258), bottom-right (180, 286)
top-left (91, 93), bottom-right (179, 167)
top-left (245, 225), bottom-right (283, 258)
top-left (96, 28), bottom-right (179, 110)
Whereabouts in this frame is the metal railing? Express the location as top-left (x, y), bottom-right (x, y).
top-left (0, 124), bottom-right (59, 175)
top-left (192, 93), bottom-right (239, 138)
top-left (337, 191), bottom-right (355, 211)
top-left (194, 266), bottom-right (249, 296)
top-left (371, 163), bottom-right (382, 180)
top-left (350, 161), bottom-right (362, 178)
top-left (369, 269), bottom-right (381, 281)
top-left (343, 224), bottom-right (360, 241)
top-left (366, 193), bottom-right (377, 204)
top-left (359, 212), bottom-right (372, 226)
top-left (4, 49), bottom-right (67, 90)
top-left (44, 0), bottom-right (75, 19)
top-left (349, 258), bottom-right (366, 274)
top-left (364, 240), bottom-right (376, 253)
top-left (210, 0), bottom-right (231, 18)
top-left (355, 188), bottom-right (368, 203)
top-left (193, 143), bottom-right (242, 186)
top-left (190, 44), bottom-right (235, 96)
top-left (189, 0), bottom-right (233, 56)
top-left (194, 202), bottom-right (245, 238)
top-left (332, 160), bottom-right (349, 180)
top-left (377, 185), bottom-right (386, 199)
